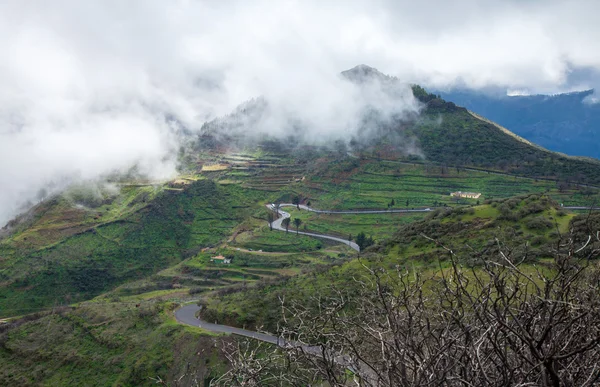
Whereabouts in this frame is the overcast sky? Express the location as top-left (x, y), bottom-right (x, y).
top-left (1, 0), bottom-right (600, 225)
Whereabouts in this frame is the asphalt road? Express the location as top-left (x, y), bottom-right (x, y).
top-left (268, 204), bottom-right (361, 251)
top-left (286, 203), bottom-right (432, 215)
top-left (267, 204), bottom-right (432, 252)
top-left (175, 303), bottom-right (377, 383)
top-left (176, 304), bottom-right (321, 355)
top-left (175, 304), bottom-right (280, 344)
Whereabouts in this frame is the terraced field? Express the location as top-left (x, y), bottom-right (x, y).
top-left (104, 246), bottom-right (350, 300)
top-left (283, 207), bottom-right (426, 241)
top-left (300, 159), bottom-right (600, 210)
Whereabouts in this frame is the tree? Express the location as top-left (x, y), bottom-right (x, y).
top-left (274, 203), bottom-right (281, 216)
top-left (293, 218), bottom-right (302, 235)
top-left (355, 232), bottom-right (374, 251)
top-left (292, 195), bottom-right (301, 209)
top-left (306, 201), bottom-right (311, 208)
top-left (390, 198), bottom-right (395, 207)
top-left (355, 232), bottom-right (366, 250)
top-left (267, 213), bottom-right (274, 231)
top-left (282, 217), bottom-right (291, 233)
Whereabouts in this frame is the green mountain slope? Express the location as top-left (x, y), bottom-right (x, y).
top-left (192, 66), bottom-right (600, 186)
top-left (409, 85), bottom-right (600, 184)
top-left (0, 180), bottom-right (261, 317)
top-left (0, 302), bottom-right (231, 386)
top-left (198, 194), bottom-right (597, 331)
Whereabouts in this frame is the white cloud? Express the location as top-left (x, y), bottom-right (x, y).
top-left (2, 0), bottom-right (600, 225)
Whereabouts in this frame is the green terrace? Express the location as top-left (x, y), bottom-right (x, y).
top-left (299, 158), bottom-right (600, 210)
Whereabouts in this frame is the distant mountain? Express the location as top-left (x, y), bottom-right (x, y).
top-left (340, 64), bottom-right (396, 84)
top-left (438, 89), bottom-right (600, 159)
top-left (193, 66), bottom-right (600, 185)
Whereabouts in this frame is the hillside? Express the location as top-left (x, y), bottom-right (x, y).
top-left (4, 74), bottom-right (600, 317)
top-left (409, 84), bottom-right (600, 184)
top-left (199, 194), bottom-right (595, 330)
top-left (0, 180), bottom-right (264, 317)
top-left (439, 88), bottom-right (600, 158)
top-left (198, 194), bottom-right (600, 385)
top-left (0, 301), bottom-right (233, 386)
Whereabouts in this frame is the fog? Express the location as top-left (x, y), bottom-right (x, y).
top-left (2, 0), bottom-right (600, 225)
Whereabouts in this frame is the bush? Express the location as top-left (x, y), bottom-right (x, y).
top-left (530, 235), bottom-right (546, 246)
top-left (526, 216), bottom-right (553, 230)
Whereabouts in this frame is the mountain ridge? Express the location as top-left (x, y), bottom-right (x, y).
top-left (439, 88), bottom-right (600, 158)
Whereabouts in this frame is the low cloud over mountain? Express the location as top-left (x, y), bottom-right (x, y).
top-left (2, 0), bottom-right (600, 225)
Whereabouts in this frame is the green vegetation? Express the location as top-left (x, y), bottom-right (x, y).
top-left (284, 206), bottom-right (425, 240)
top-left (199, 194), bottom-right (589, 332)
top-left (109, 246), bottom-right (349, 299)
top-left (301, 158), bottom-right (600, 210)
top-left (0, 180), bottom-right (262, 317)
top-left (411, 87), bottom-right (600, 186)
top-left (0, 301), bottom-right (231, 386)
top-left (232, 222), bottom-right (324, 252)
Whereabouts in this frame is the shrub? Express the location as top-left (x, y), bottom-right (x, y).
top-left (526, 216), bottom-right (553, 230)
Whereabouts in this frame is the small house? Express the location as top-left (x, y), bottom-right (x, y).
top-left (450, 191), bottom-right (482, 199)
top-left (210, 255), bottom-right (232, 264)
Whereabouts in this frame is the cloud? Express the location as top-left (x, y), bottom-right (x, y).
top-left (1, 0), bottom-right (600, 225)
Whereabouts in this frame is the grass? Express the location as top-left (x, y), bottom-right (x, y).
top-left (284, 206), bottom-right (426, 241)
top-left (0, 301), bottom-right (232, 386)
top-left (201, 164), bottom-right (230, 172)
top-left (232, 219), bottom-right (327, 252)
top-left (99, 245), bottom-right (351, 302)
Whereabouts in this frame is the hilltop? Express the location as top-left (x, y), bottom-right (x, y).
top-left (192, 65), bottom-right (600, 187)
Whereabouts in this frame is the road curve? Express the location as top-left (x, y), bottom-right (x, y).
top-left (175, 303), bottom-right (377, 383)
top-left (176, 304), bottom-right (319, 354)
top-left (176, 304), bottom-right (281, 344)
top-left (267, 204), bottom-right (431, 253)
top-left (268, 205), bottom-right (360, 251)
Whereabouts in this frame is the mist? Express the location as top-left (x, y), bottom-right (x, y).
top-left (2, 0), bottom-right (600, 226)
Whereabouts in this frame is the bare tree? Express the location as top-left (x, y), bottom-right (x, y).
top-left (218, 229), bottom-right (600, 386)
top-left (211, 340), bottom-right (323, 386)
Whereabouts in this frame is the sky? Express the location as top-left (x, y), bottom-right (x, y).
top-left (1, 0), bottom-right (600, 225)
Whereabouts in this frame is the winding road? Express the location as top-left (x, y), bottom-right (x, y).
top-left (266, 203), bottom-right (598, 253)
top-left (175, 303), bottom-right (377, 383)
top-left (267, 203), bottom-right (432, 252)
top-left (174, 202), bottom-right (598, 384)
top-left (176, 304), bottom-right (281, 344)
